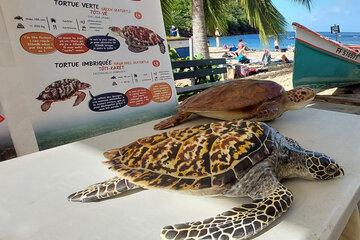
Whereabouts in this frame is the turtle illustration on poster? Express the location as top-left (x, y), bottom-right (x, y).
top-left (109, 26), bottom-right (166, 54)
top-left (36, 79), bottom-right (91, 112)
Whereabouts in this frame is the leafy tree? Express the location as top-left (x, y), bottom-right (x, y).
top-left (161, 0), bottom-right (312, 58)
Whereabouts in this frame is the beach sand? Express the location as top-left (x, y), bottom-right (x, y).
top-left (175, 50), bottom-right (295, 90)
top-left (217, 49), bottom-right (295, 90)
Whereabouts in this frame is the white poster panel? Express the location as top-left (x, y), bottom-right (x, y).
top-left (0, 103), bottom-right (17, 161)
top-left (1, 0), bottom-right (177, 150)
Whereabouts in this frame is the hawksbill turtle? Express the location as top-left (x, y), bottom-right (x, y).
top-left (68, 120), bottom-right (344, 240)
top-left (109, 26), bottom-right (166, 54)
top-left (36, 79), bottom-right (91, 112)
top-left (155, 79), bottom-right (316, 130)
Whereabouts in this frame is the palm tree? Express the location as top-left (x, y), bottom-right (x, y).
top-left (161, 0), bottom-right (312, 58)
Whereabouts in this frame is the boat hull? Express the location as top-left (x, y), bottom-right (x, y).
top-left (293, 23), bottom-right (360, 89)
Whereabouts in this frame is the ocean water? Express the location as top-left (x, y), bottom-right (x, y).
top-left (208, 32), bottom-right (360, 50)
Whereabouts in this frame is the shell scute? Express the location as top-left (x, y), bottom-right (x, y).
top-left (104, 121), bottom-right (273, 191)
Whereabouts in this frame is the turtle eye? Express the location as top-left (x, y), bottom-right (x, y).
top-left (325, 164), bottom-right (338, 174)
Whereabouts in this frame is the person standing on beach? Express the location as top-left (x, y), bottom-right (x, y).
top-left (215, 28), bottom-right (221, 47)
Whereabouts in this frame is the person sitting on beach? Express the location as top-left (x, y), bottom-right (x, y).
top-left (229, 39), bottom-right (246, 57)
top-left (261, 49), bottom-right (272, 66)
top-left (169, 26), bottom-right (178, 37)
top-left (281, 54), bottom-right (291, 63)
top-left (224, 40), bottom-right (250, 63)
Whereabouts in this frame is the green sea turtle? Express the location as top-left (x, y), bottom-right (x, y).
top-left (36, 79), bottom-right (91, 112)
top-left (154, 79), bottom-right (316, 130)
top-left (109, 26), bottom-right (166, 54)
top-left (68, 120), bottom-right (343, 240)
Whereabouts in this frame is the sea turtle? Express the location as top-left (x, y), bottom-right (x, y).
top-left (154, 79), bottom-right (316, 130)
top-left (109, 26), bottom-right (166, 54)
top-left (36, 79), bottom-right (91, 112)
top-left (68, 120), bottom-right (343, 240)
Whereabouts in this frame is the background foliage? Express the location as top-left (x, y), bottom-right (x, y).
top-left (163, 0), bottom-right (258, 37)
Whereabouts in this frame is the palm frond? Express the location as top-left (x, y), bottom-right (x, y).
top-left (204, 0), bottom-right (229, 34)
top-left (160, 0), bottom-right (174, 27)
top-left (240, 0), bottom-right (287, 43)
top-left (289, 0), bottom-right (312, 10)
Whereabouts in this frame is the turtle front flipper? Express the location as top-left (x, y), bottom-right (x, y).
top-left (252, 101), bottom-right (282, 121)
top-left (41, 100), bottom-right (53, 112)
top-left (161, 184), bottom-right (293, 240)
top-left (154, 112), bottom-right (192, 130)
top-left (73, 91), bottom-right (86, 107)
top-left (68, 177), bottom-right (144, 203)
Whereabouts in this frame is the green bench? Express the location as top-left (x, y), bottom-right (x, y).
top-left (172, 58), bottom-right (227, 94)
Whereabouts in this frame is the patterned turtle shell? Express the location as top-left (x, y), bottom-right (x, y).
top-left (179, 80), bottom-right (285, 112)
top-left (36, 79), bottom-right (82, 101)
top-left (104, 121), bottom-right (274, 192)
top-left (121, 25), bottom-right (164, 46)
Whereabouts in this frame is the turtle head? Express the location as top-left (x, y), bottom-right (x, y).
top-left (109, 26), bottom-right (124, 37)
top-left (304, 151), bottom-right (344, 180)
top-left (79, 82), bottom-right (91, 90)
top-left (285, 87), bottom-right (316, 110)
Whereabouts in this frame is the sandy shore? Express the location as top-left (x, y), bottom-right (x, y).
top-left (214, 49), bottom-right (295, 90)
top-left (176, 50), bottom-right (295, 90)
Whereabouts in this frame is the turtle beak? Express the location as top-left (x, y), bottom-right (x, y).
top-left (339, 167), bottom-right (345, 177)
top-left (334, 167), bottom-right (345, 179)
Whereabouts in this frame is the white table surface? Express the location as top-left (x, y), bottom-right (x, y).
top-left (0, 108), bottom-right (359, 240)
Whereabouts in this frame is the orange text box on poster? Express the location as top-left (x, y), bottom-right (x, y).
top-left (150, 83), bottom-right (172, 103)
top-left (126, 88), bottom-right (152, 107)
top-left (20, 32), bottom-right (56, 54)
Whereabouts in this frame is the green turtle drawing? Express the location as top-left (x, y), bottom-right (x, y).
top-left (68, 120), bottom-right (343, 240)
top-left (155, 79), bottom-right (316, 130)
top-left (109, 26), bottom-right (166, 54)
top-left (36, 79), bottom-right (91, 112)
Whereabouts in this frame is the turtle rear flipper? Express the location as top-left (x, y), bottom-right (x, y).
top-left (68, 177), bottom-right (143, 202)
top-left (154, 112), bottom-right (192, 130)
top-left (161, 184), bottom-right (293, 240)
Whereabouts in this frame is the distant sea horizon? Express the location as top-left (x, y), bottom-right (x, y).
top-left (208, 31), bottom-right (360, 51)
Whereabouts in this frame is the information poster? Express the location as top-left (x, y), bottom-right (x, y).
top-left (0, 103), bottom-right (17, 161)
top-left (1, 0), bottom-right (177, 150)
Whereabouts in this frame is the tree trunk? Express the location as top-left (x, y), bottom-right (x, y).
top-left (192, 0), bottom-right (210, 58)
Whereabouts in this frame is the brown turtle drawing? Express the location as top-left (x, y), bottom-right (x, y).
top-left (109, 26), bottom-right (166, 54)
top-left (154, 79), bottom-right (316, 130)
top-left (36, 79), bottom-right (91, 112)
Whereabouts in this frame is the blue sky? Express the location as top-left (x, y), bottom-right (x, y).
top-left (272, 0), bottom-right (360, 32)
